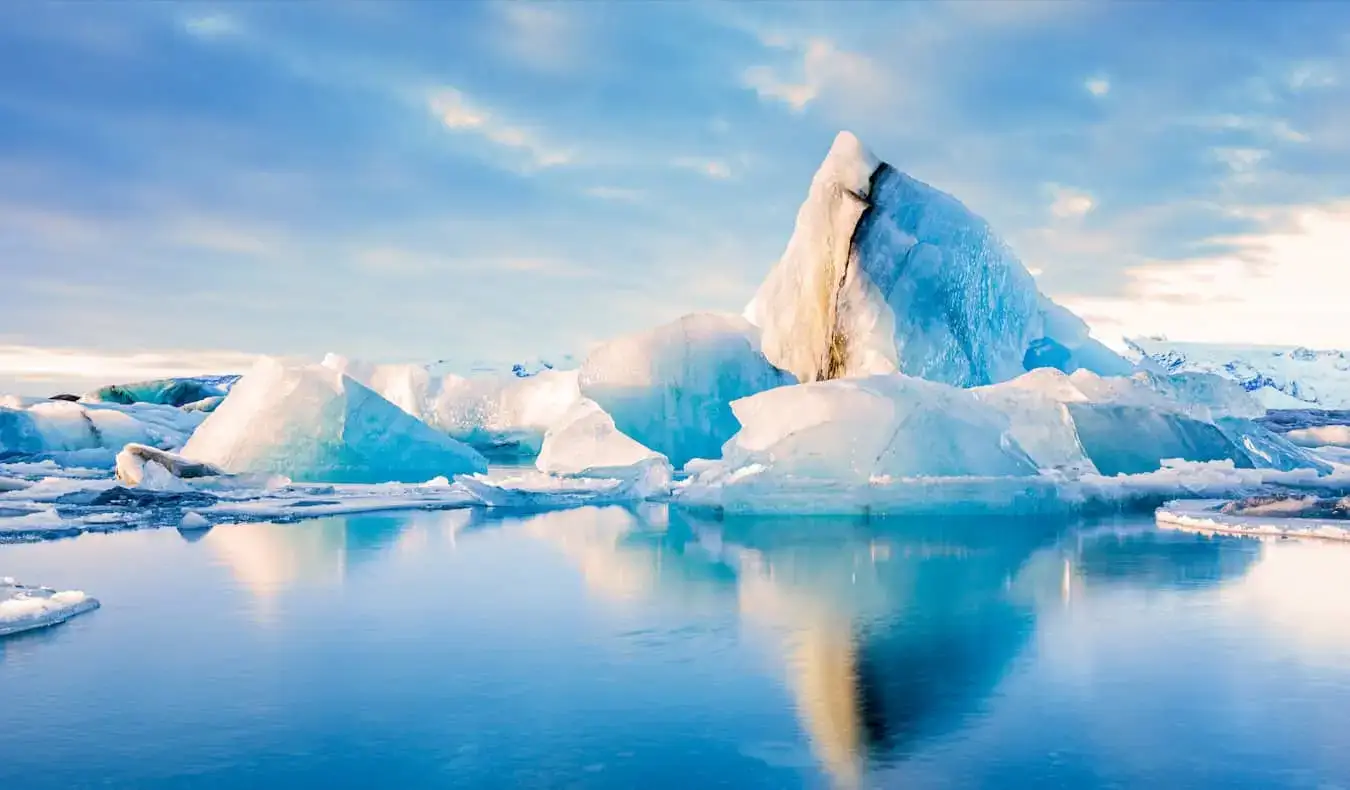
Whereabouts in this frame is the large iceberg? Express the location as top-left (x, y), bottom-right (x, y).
top-left (323, 354), bottom-right (581, 456)
top-left (1127, 338), bottom-right (1350, 410)
top-left (746, 131), bottom-right (1130, 387)
top-left (181, 358), bottom-right (488, 484)
top-left (578, 312), bottom-right (793, 468)
top-left (0, 398), bottom-right (203, 463)
top-left (687, 374), bottom-right (1037, 489)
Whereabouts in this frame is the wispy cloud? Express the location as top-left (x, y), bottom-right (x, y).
top-left (672, 157), bottom-right (732, 179)
top-left (182, 12), bottom-right (238, 38)
top-left (1047, 184), bottom-right (1095, 219)
top-left (1060, 200), bottom-right (1350, 347)
top-left (742, 37), bottom-right (883, 113)
top-left (0, 344), bottom-right (261, 395)
top-left (494, 1), bottom-right (579, 72)
top-left (583, 186), bottom-right (645, 202)
top-left (1085, 75), bottom-right (1110, 97)
top-left (428, 88), bottom-right (573, 169)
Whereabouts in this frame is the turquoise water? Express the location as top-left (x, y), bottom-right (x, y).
top-left (3, 507), bottom-right (1349, 788)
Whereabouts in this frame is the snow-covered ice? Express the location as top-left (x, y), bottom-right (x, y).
top-left (81, 375), bottom-right (238, 408)
top-left (322, 353), bottom-right (582, 455)
top-left (432, 368), bottom-right (581, 455)
top-left (1128, 338), bottom-right (1350, 409)
top-left (535, 398), bottom-right (672, 479)
top-left (685, 374), bottom-right (1038, 493)
top-left (1157, 498), bottom-right (1350, 543)
top-left (747, 131), bottom-right (1131, 387)
top-left (578, 312), bottom-right (792, 467)
top-left (0, 579), bottom-right (100, 637)
top-left (182, 358), bottom-right (488, 484)
top-left (1, 398), bottom-right (203, 462)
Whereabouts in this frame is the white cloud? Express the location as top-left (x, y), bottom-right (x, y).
top-left (0, 345), bottom-right (261, 396)
top-left (1195, 114), bottom-right (1309, 144)
top-left (1287, 62), bottom-right (1338, 92)
top-left (583, 186), bottom-right (644, 202)
top-left (742, 37), bottom-right (883, 112)
top-left (182, 13), bottom-right (238, 38)
top-left (673, 157), bottom-right (732, 179)
top-left (495, 1), bottom-right (577, 71)
top-left (428, 89), bottom-right (573, 168)
top-left (1058, 201), bottom-right (1350, 348)
top-left (1047, 184), bottom-right (1094, 219)
top-left (1085, 76), bottom-right (1110, 97)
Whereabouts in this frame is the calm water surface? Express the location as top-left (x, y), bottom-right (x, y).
top-left (2, 506), bottom-right (1349, 789)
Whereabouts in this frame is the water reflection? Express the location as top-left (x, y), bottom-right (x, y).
top-left (186, 504), bottom-right (1276, 787)
top-left (520, 507), bottom-right (1268, 786)
top-left (202, 510), bottom-right (488, 599)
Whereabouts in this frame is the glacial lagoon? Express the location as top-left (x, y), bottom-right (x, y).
top-left (4, 508), bottom-right (1349, 788)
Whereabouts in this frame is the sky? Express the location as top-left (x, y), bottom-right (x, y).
top-left (2, 1), bottom-right (1349, 395)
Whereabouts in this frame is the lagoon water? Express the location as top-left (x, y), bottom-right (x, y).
top-left (3, 507), bottom-right (1349, 788)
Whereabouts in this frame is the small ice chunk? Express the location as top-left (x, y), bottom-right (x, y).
top-left (116, 443), bottom-right (224, 487)
top-left (179, 511), bottom-right (210, 530)
top-left (536, 398), bottom-right (668, 478)
top-left (0, 579), bottom-right (100, 636)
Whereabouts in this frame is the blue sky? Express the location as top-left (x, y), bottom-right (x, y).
top-left (2, 1), bottom-right (1349, 394)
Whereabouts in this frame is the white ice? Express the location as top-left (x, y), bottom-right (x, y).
top-left (1, 398), bottom-right (203, 461)
top-left (578, 312), bottom-right (792, 468)
top-left (1128, 338), bottom-right (1350, 409)
top-left (1157, 499), bottom-right (1350, 543)
top-left (182, 358), bottom-right (488, 484)
top-left (746, 131), bottom-right (1131, 387)
top-left (536, 398), bottom-right (672, 480)
top-left (0, 579), bottom-right (100, 636)
top-left (685, 374), bottom-right (1037, 493)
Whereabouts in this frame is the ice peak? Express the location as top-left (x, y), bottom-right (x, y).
top-left (817, 130), bottom-right (880, 197)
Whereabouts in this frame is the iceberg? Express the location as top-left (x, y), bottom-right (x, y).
top-left (746, 131), bottom-right (1131, 387)
top-left (1127, 338), bottom-right (1350, 410)
top-left (181, 358), bottom-right (488, 484)
top-left (432, 368), bottom-right (581, 455)
top-left (685, 374), bottom-right (1037, 493)
top-left (1, 578), bottom-right (100, 637)
top-left (536, 398), bottom-right (671, 479)
top-left (1, 399), bottom-right (204, 463)
top-left (325, 353), bottom-right (582, 456)
top-left (81, 375), bottom-right (238, 408)
top-left (578, 312), bottom-right (793, 468)
top-left (114, 443), bottom-right (225, 488)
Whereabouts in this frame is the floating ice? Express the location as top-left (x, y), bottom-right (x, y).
top-left (578, 312), bottom-right (792, 468)
top-left (432, 368), bottom-right (581, 455)
top-left (81, 375), bottom-right (238, 408)
top-left (536, 398), bottom-right (671, 480)
top-left (0, 399), bottom-right (203, 462)
top-left (182, 358), bottom-right (488, 484)
top-left (0, 579), bottom-right (100, 636)
top-left (747, 131), bottom-right (1131, 387)
top-left (1157, 498), bottom-right (1350, 543)
top-left (456, 465), bottom-right (670, 509)
top-left (115, 443), bottom-right (224, 488)
top-left (686, 374), bottom-right (1037, 493)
